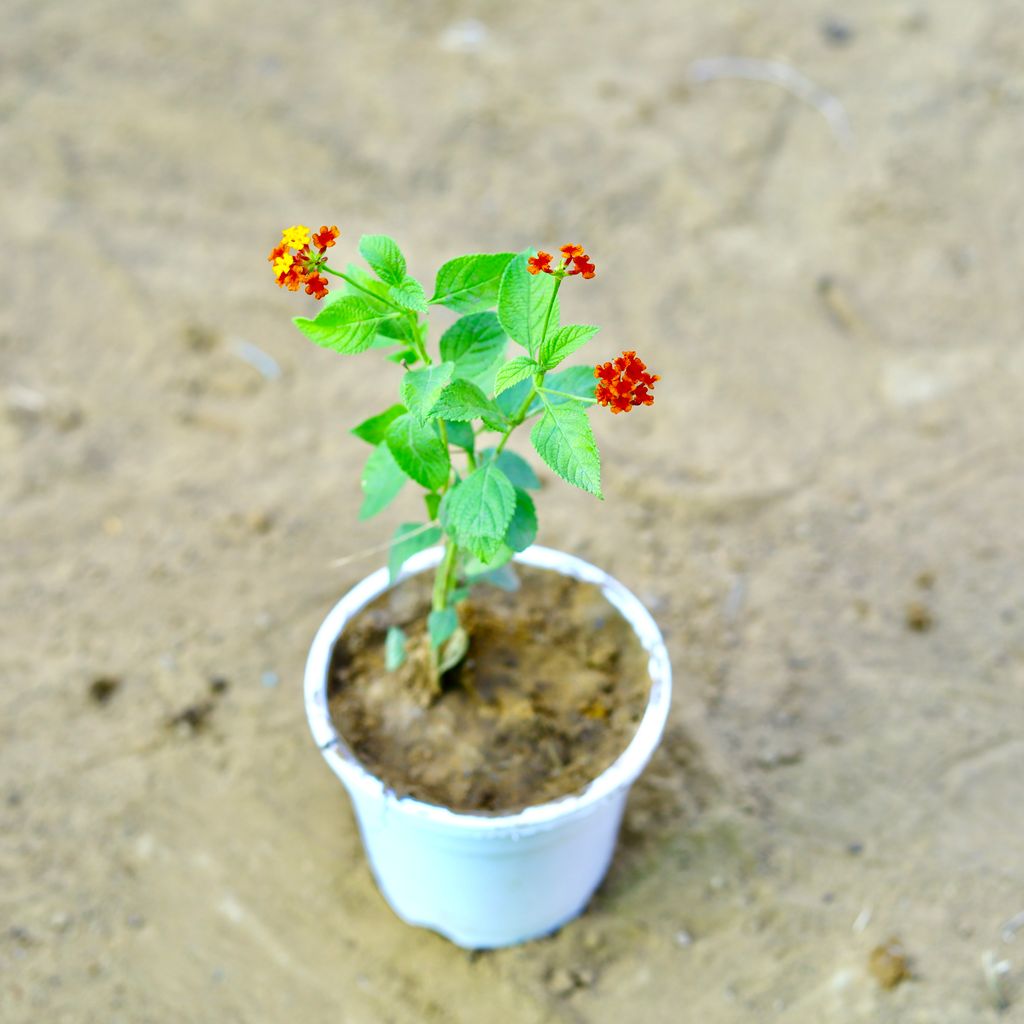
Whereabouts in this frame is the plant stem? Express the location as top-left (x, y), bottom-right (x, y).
top-left (432, 538), bottom-right (458, 612)
top-left (535, 275), bottom-right (563, 361)
top-left (538, 387), bottom-right (597, 404)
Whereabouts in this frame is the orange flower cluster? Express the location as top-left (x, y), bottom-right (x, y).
top-left (527, 243), bottom-right (596, 279)
top-left (268, 224), bottom-right (339, 300)
top-left (594, 350), bottom-right (660, 414)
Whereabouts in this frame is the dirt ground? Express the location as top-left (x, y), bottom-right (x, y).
top-left (3, 1), bottom-right (1024, 1021)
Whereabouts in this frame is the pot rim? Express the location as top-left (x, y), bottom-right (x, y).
top-left (304, 544), bottom-right (672, 834)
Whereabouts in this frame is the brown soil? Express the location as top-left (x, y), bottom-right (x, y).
top-left (5, 2), bottom-right (1024, 1022)
top-left (328, 566), bottom-right (650, 812)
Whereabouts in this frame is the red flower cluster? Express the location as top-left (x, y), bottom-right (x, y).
top-left (594, 350), bottom-right (659, 414)
top-left (268, 224), bottom-right (339, 301)
top-left (527, 243), bottom-right (596, 279)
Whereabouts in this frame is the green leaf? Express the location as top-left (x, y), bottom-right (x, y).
top-left (430, 253), bottom-right (516, 313)
top-left (497, 253), bottom-right (560, 355)
top-left (440, 463), bottom-right (516, 561)
top-left (464, 545), bottom-right (515, 576)
top-left (467, 562), bottom-right (519, 591)
top-left (438, 627), bottom-right (469, 673)
top-left (427, 608), bottom-right (458, 649)
top-left (359, 234), bottom-right (406, 287)
top-left (506, 488), bottom-right (537, 551)
top-left (385, 626), bottom-right (407, 671)
top-left (360, 443), bottom-right (408, 520)
top-left (494, 377), bottom-right (533, 418)
top-left (294, 296), bottom-right (399, 354)
top-left (401, 362), bottom-right (455, 424)
top-left (388, 523), bottom-right (442, 584)
top-left (526, 364), bottom-right (597, 416)
top-left (539, 324), bottom-right (600, 370)
top-left (424, 492), bottom-right (441, 520)
top-left (530, 400), bottom-right (602, 498)
top-left (389, 274), bottom-right (428, 313)
top-left (352, 404), bottom-right (406, 445)
top-left (439, 312), bottom-right (507, 384)
top-left (385, 413), bottom-right (450, 491)
top-left (480, 448), bottom-right (541, 490)
top-left (494, 356), bottom-right (538, 396)
top-left (431, 380), bottom-right (508, 429)
top-left (443, 420), bottom-right (474, 451)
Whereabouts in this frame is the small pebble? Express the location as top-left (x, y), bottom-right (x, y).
top-left (260, 671), bottom-right (279, 689)
top-left (675, 929), bottom-right (694, 947)
top-left (580, 927), bottom-right (604, 952)
top-left (50, 912), bottom-right (71, 932)
top-left (821, 15), bottom-right (855, 46)
top-left (547, 967), bottom-right (576, 998)
top-left (88, 677), bottom-right (120, 705)
top-left (905, 601), bottom-right (934, 632)
top-left (847, 841), bottom-right (864, 856)
top-left (869, 937), bottom-right (911, 989)
top-left (209, 676), bottom-right (230, 695)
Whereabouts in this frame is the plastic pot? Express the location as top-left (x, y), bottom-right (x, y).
top-left (303, 544), bottom-right (672, 949)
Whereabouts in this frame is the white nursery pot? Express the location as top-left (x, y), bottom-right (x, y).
top-left (303, 544), bottom-right (672, 949)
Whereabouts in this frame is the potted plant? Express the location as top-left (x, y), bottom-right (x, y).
top-left (269, 226), bottom-right (672, 948)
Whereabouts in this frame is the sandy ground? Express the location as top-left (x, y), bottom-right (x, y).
top-left (3, 1), bottom-right (1024, 1021)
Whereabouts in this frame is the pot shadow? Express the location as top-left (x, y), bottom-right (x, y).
top-left (593, 719), bottom-right (757, 904)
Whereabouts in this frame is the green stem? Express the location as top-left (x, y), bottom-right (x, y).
top-left (535, 275), bottom-right (563, 361)
top-left (321, 265), bottom-right (405, 312)
top-left (539, 387), bottom-right (597, 404)
top-left (494, 384), bottom-right (537, 455)
top-left (432, 538), bottom-right (458, 613)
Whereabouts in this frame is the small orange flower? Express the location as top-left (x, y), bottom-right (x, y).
top-left (527, 251), bottom-right (554, 275)
top-left (569, 253), bottom-right (596, 279)
top-left (560, 243), bottom-right (585, 260)
top-left (312, 225), bottom-right (339, 252)
top-left (594, 350), bottom-right (659, 414)
top-left (304, 273), bottom-right (329, 300)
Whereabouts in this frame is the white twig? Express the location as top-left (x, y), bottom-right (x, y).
top-left (328, 522), bottom-right (439, 570)
top-left (1002, 910), bottom-right (1024, 943)
top-left (982, 951), bottom-right (1011, 1012)
top-left (689, 57), bottom-right (853, 147)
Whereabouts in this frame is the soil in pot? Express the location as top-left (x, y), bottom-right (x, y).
top-left (327, 564), bottom-right (651, 813)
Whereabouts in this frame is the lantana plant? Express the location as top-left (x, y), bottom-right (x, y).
top-left (269, 226), bottom-right (658, 684)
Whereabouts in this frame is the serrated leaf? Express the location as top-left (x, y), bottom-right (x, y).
top-left (385, 626), bottom-right (407, 671)
top-left (444, 420), bottom-right (475, 450)
top-left (294, 296), bottom-right (400, 354)
top-left (431, 379), bottom-right (508, 429)
top-left (359, 234), bottom-right (406, 287)
top-left (430, 253), bottom-right (516, 313)
top-left (539, 324), bottom-right (600, 370)
top-left (439, 312), bottom-right (507, 384)
top-left (427, 608), bottom-right (458, 649)
top-left (389, 274), bottom-right (428, 313)
top-left (388, 523), bottom-right (442, 584)
top-left (440, 463), bottom-right (516, 561)
top-left (494, 356), bottom-right (538, 396)
top-left (401, 362), bottom-right (455, 424)
top-left (360, 443), bottom-right (408, 520)
top-left (530, 400), bottom-right (602, 498)
top-left (506, 488), bottom-right (537, 551)
top-left (352, 404), bottom-right (406, 445)
top-left (497, 254), bottom-right (560, 356)
top-left (480, 448), bottom-right (541, 490)
top-left (385, 413), bottom-right (450, 491)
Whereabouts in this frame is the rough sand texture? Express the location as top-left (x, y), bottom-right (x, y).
top-left (3, 1), bottom-right (1024, 1021)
